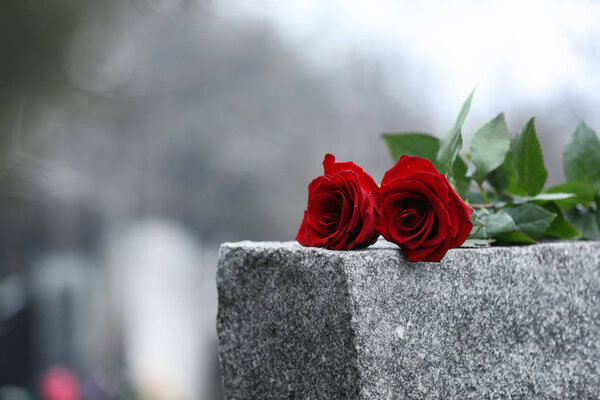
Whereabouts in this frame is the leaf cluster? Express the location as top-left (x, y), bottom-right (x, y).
top-left (383, 92), bottom-right (600, 247)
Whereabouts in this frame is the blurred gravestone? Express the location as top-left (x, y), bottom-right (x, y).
top-left (105, 219), bottom-right (221, 400)
top-left (0, 276), bottom-right (32, 387)
top-left (30, 254), bottom-right (105, 376)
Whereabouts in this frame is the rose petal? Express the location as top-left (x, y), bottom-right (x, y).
top-left (323, 153), bottom-right (379, 193)
top-left (405, 244), bottom-right (443, 262)
top-left (387, 206), bottom-right (431, 244)
top-left (381, 155), bottom-right (439, 186)
top-left (307, 192), bottom-right (341, 234)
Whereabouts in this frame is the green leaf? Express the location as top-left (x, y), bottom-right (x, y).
top-left (494, 231), bottom-right (537, 245)
top-left (465, 191), bottom-right (486, 204)
top-left (460, 238), bottom-right (494, 248)
top-left (453, 156), bottom-right (470, 197)
top-left (596, 192), bottom-right (600, 232)
top-left (436, 90), bottom-right (474, 174)
top-left (503, 203), bottom-right (556, 239)
top-left (473, 210), bottom-right (516, 238)
top-left (546, 181), bottom-right (599, 210)
top-left (469, 113), bottom-right (511, 184)
top-left (382, 133), bottom-right (440, 166)
top-left (487, 152), bottom-right (514, 192)
top-left (510, 192), bottom-right (575, 205)
top-left (565, 206), bottom-right (600, 240)
top-left (469, 210), bottom-right (486, 237)
top-left (506, 174), bottom-right (528, 196)
top-left (563, 121), bottom-right (600, 183)
top-left (543, 202), bottom-right (581, 239)
top-left (511, 118), bottom-right (547, 195)
top-left (494, 193), bottom-right (574, 208)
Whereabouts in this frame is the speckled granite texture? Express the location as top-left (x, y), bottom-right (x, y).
top-left (217, 240), bottom-right (600, 399)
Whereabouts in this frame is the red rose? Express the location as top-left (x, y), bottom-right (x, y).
top-left (296, 154), bottom-right (379, 250)
top-left (376, 155), bottom-right (473, 262)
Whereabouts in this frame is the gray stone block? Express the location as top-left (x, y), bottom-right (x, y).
top-left (217, 239), bottom-right (600, 399)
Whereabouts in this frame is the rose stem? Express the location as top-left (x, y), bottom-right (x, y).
top-left (471, 203), bottom-right (495, 210)
top-left (478, 183), bottom-right (491, 204)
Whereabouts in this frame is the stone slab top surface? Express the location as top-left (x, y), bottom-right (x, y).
top-left (217, 239), bottom-right (600, 399)
top-left (219, 237), bottom-right (599, 250)
top-left (218, 239), bottom-right (600, 267)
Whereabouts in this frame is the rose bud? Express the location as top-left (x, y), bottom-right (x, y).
top-left (296, 154), bottom-right (379, 250)
top-left (377, 155), bottom-right (473, 262)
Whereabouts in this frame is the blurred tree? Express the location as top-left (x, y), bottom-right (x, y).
top-left (0, 0), bottom-right (110, 275)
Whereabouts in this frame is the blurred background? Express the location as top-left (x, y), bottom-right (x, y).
top-left (1, 0), bottom-right (600, 398)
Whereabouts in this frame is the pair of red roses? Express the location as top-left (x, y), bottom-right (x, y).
top-left (296, 154), bottom-right (473, 262)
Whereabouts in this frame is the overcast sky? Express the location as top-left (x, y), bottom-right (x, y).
top-left (214, 0), bottom-right (600, 135)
